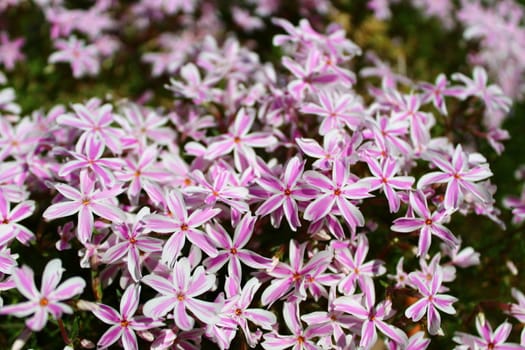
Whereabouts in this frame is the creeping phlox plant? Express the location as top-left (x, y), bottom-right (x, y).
top-left (0, 0), bottom-right (524, 350)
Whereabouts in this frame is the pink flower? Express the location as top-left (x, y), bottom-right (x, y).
top-left (303, 160), bottom-right (372, 232)
top-left (363, 157), bottom-right (414, 213)
top-left (57, 102), bottom-right (124, 154)
top-left (219, 277), bottom-right (276, 347)
top-left (335, 235), bottom-right (385, 296)
top-left (93, 284), bottom-right (163, 350)
top-left (142, 258), bottom-right (218, 331)
top-left (102, 208), bottom-right (163, 281)
top-left (0, 259), bottom-right (85, 331)
top-left (334, 291), bottom-right (408, 348)
top-left (143, 189), bottom-right (220, 266)
top-left (49, 36), bottom-right (100, 78)
top-left (256, 156), bottom-right (313, 231)
top-left (419, 74), bottom-right (463, 115)
top-left (43, 170), bottom-right (125, 243)
top-left (418, 145), bottom-right (493, 210)
top-left (391, 190), bottom-right (458, 257)
top-left (405, 267), bottom-right (457, 335)
top-left (0, 32), bottom-right (24, 71)
top-left (454, 315), bottom-right (522, 350)
top-left (205, 108), bottom-right (277, 172)
top-left (300, 91), bottom-right (363, 135)
top-left (261, 301), bottom-right (332, 350)
top-left (204, 214), bottom-right (271, 280)
top-left (0, 189), bottom-right (35, 245)
top-left (261, 240), bottom-right (332, 305)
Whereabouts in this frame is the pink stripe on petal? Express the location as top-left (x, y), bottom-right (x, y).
top-left (143, 296), bottom-right (176, 319)
top-left (376, 320), bottom-right (407, 345)
top-left (121, 328), bottom-right (138, 350)
top-left (0, 301), bottom-right (36, 317)
top-left (90, 202), bottom-right (125, 223)
top-left (50, 276), bottom-right (86, 301)
top-left (93, 304), bottom-right (121, 324)
top-left (77, 205), bottom-right (94, 243)
top-left (405, 299), bottom-right (428, 322)
top-left (261, 278), bottom-right (292, 306)
top-left (360, 320), bottom-right (377, 349)
top-left (186, 229), bottom-right (218, 257)
top-left (256, 193), bottom-right (284, 217)
top-left (9, 201), bottom-right (35, 222)
top-left (41, 259), bottom-right (63, 296)
top-left (426, 305), bottom-right (441, 335)
top-left (26, 308), bottom-right (48, 331)
top-left (304, 194), bottom-right (335, 222)
top-left (120, 284), bottom-right (140, 318)
top-left (142, 275), bottom-right (174, 295)
top-left (43, 201), bottom-right (80, 220)
top-left (97, 325), bottom-right (123, 349)
top-left (13, 265), bottom-right (39, 300)
top-left (174, 301), bottom-right (194, 330)
top-left (161, 233), bottom-right (185, 266)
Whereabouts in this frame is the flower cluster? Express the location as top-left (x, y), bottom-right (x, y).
top-left (0, 1), bottom-right (524, 350)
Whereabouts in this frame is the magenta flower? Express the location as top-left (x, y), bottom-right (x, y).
top-left (143, 189), bottom-right (220, 266)
top-left (335, 235), bottom-right (385, 296)
top-left (296, 131), bottom-right (346, 170)
top-left (0, 32), bottom-right (24, 71)
top-left (142, 258), bottom-right (218, 330)
top-left (220, 277), bottom-right (276, 347)
top-left (363, 157), bottom-right (414, 213)
top-left (452, 66), bottom-right (512, 113)
top-left (43, 170), bottom-right (126, 243)
top-left (282, 49), bottom-right (338, 100)
top-left (0, 190), bottom-right (35, 245)
top-left (205, 108), bottom-right (277, 172)
top-left (57, 102), bottom-right (124, 154)
top-left (49, 36), bottom-right (100, 78)
top-left (59, 137), bottom-right (123, 186)
top-left (167, 63), bottom-right (220, 104)
top-left (185, 168), bottom-right (249, 213)
top-left (405, 267), bottom-right (457, 335)
top-left (93, 284), bottom-right (163, 350)
top-left (0, 259), bottom-right (85, 331)
top-left (454, 317), bottom-right (522, 349)
top-left (419, 74), bottom-right (463, 115)
top-left (300, 91), bottom-right (363, 135)
top-left (366, 114), bottom-right (411, 157)
top-left (102, 208), bottom-right (163, 281)
top-left (204, 214), bottom-right (271, 280)
top-left (261, 301), bottom-right (332, 350)
top-left (392, 94), bottom-right (433, 147)
top-left (256, 156), bottom-right (313, 231)
top-left (418, 145), bottom-right (493, 209)
top-left (261, 240), bottom-right (332, 305)
top-left (115, 145), bottom-right (171, 201)
top-left (334, 291), bottom-right (408, 348)
top-left (303, 160), bottom-right (372, 232)
top-left (391, 190), bottom-right (458, 257)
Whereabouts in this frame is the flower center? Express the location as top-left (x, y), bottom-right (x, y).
top-left (129, 237), bottom-right (137, 244)
top-left (297, 336), bottom-right (305, 344)
top-left (233, 136), bottom-right (241, 144)
top-left (134, 170), bottom-right (141, 177)
top-left (177, 293), bottom-right (185, 301)
top-left (292, 272), bottom-right (302, 281)
top-left (180, 224), bottom-right (188, 231)
top-left (425, 218), bottom-right (432, 225)
top-left (333, 188), bottom-right (341, 196)
top-left (235, 308), bottom-right (242, 316)
top-left (1, 218), bottom-right (9, 224)
top-left (453, 173), bottom-right (461, 179)
top-left (39, 297), bottom-right (49, 307)
top-left (120, 319), bottom-right (129, 328)
top-left (230, 247), bottom-right (238, 255)
top-left (284, 188), bottom-right (291, 196)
